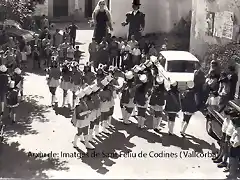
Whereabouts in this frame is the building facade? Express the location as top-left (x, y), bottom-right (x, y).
top-left (33, 0), bottom-right (109, 20)
top-left (190, 0), bottom-right (240, 58)
top-left (111, 0), bottom-right (192, 37)
top-left (190, 0), bottom-right (240, 98)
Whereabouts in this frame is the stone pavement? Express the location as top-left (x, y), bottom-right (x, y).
top-left (0, 28), bottom-right (227, 179)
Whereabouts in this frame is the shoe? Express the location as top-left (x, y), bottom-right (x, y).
top-left (223, 168), bottom-right (229, 172)
top-left (168, 132), bottom-right (174, 136)
top-left (213, 159), bottom-right (222, 163)
top-left (180, 132), bottom-right (186, 137)
top-left (212, 154), bottom-right (219, 161)
top-left (217, 162), bottom-right (227, 168)
top-left (123, 121), bottom-right (131, 125)
top-left (154, 128), bottom-right (161, 133)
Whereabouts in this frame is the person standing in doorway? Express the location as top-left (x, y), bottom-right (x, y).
top-left (92, 0), bottom-right (113, 44)
top-left (68, 22), bottom-right (79, 47)
top-left (122, 0), bottom-right (145, 41)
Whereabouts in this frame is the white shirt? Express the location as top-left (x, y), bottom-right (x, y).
top-left (226, 120), bottom-right (235, 136)
top-left (121, 44), bottom-right (131, 52)
top-left (133, 10), bottom-right (139, 16)
top-left (132, 48), bottom-right (141, 56)
top-left (128, 40), bottom-right (138, 49)
top-left (222, 118), bottom-right (230, 133)
top-left (230, 127), bottom-right (240, 147)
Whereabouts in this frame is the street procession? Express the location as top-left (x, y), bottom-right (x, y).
top-left (0, 0), bottom-right (240, 178)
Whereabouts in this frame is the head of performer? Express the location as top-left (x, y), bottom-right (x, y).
top-left (139, 74), bottom-right (147, 84)
top-left (156, 76), bottom-right (164, 89)
top-left (186, 81), bottom-right (194, 90)
top-left (132, 0), bottom-right (141, 10)
top-left (108, 65), bottom-right (115, 73)
top-left (0, 65), bottom-right (7, 74)
top-left (14, 67), bottom-right (22, 75)
top-left (125, 71), bottom-right (134, 81)
top-left (170, 80), bottom-right (178, 91)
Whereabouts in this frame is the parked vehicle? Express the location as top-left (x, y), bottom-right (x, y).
top-left (205, 99), bottom-right (240, 141)
top-left (0, 19), bottom-right (35, 44)
top-left (157, 51), bottom-right (200, 91)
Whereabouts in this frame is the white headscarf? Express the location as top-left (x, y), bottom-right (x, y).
top-left (92, 0), bottom-right (112, 24)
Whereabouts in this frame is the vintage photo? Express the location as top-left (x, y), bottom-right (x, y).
top-left (0, 0), bottom-right (240, 179)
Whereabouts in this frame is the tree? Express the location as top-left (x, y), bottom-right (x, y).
top-left (0, 0), bottom-right (45, 25)
top-left (203, 42), bottom-right (239, 73)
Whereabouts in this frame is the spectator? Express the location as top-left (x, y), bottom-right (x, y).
top-left (228, 65), bottom-right (238, 100)
top-left (68, 22), bottom-right (79, 47)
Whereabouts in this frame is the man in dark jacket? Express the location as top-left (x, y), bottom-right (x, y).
top-left (121, 0), bottom-right (145, 41)
top-left (228, 65), bottom-right (238, 100)
top-left (194, 63), bottom-right (206, 110)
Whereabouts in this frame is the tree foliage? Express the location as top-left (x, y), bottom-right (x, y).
top-left (203, 42), bottom-right (240, 73)
top-left (0, 0), bottom-right (45, 25)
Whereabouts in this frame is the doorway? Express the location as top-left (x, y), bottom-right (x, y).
top-left (85, 0), bottom-right (93, 18)
top-left (53, 0), bottom-right (68, 17)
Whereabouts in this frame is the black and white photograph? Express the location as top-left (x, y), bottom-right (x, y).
top-left (0, 0), bottom-right (240, 179)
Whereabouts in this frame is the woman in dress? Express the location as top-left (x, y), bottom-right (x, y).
top-left (92, 0), bottom-right (113, 43)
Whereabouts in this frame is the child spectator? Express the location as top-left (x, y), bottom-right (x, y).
top-left (15, 46), bottom-right (22, 68)
top-left (67, 45), bottom-right (75, 61)
top-left (88, 38), bottom-right (98, 68)
top-left (98, 37), bottom-right (109, 66)
top-left (0, 65), bottom-right (9, 117)
top-left (149, 43), bottom-right (158, 57)
top-left (44, 43), bottom-right (52, 67)
top-left (32, 45), bottom-right (40, 69)
top-left (6, 81), bottom-right (19, 123)
top-left (52, 29), bottom-right (62, 47)
top-left (26, 42), bottom-right (32, 57)
top-left (131, 44), bottom-right (141, 66)
top-left (12, 67), bottom-right (24, 101)
top-left (120, 40), bottom-right (131, 70)
top-left (21, 45), bottom-right (27, 68)
top-left (109, 36), bottom-right (119, 68)
top-left (228, 116), bottom-right (240, 178)
top-left (74, 46), bottom-right (82, 62)
top-left (128, 35), bottom-right (138, 49)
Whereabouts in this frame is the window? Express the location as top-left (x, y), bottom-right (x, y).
top-left (167, 60), bottom-right (198, 73)
top-left (158, 54), bottom-right (166, 67)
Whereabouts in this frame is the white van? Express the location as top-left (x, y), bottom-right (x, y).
top-left (157, 51), bottom-right (200, 91)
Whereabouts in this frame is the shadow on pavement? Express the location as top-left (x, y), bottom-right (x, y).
top-left (0, 141), bottom-right (69, 178)
top-left (2, 95), bottom-right (50, 137)
top-left (53, 106), bottom-right (72, 118)
top-left (75, 117), bottom-right (214, 175)
top-left (75, 120), bottom-right (136, 174)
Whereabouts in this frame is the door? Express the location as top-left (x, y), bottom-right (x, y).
top-left (53, 0), bottom-right (68, 17)
top-left (85, 0), bottom-right (93, 18)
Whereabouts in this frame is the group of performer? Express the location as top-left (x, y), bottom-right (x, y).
top-left (0, 64), bottom-right (24, 124)
top-left (45, 49), bottom-right (198, 150)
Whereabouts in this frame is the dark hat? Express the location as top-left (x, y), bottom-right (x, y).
top-left (132, 0), bottom-right (141, 5)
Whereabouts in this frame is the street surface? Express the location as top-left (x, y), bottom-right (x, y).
top-left (0, 23), bottom-right (226, 179)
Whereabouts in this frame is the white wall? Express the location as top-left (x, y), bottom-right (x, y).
top-left (110, 0), bottom-right (192, 37)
